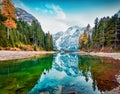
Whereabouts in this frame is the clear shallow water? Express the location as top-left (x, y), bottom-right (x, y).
top-left (0, 54), bottom-right (53, 94)
top-left (0, 53), bottom-right (120, 94)
top-left (28, 53), bottom-right (120, 94)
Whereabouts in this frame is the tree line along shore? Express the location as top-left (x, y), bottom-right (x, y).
top-left (78, 11), bottom-right (120, 53)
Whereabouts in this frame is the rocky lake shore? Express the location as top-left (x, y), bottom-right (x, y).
top-left (0, 51), bottom-right (54, 61)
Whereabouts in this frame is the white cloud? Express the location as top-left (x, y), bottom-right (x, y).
top-left (34, 4), bottom-right (68, 34)
top-left (51, 4), bottom-right (66, 20)
top-left (45, 4), bottom-right (66, 20)
top-left (39, 17), bottom-right (68, 34)
top-left (35, 15), bottom-right (68, 34)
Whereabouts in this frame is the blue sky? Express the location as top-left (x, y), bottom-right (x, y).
top-left (13, 0), bottom-right (120, 34)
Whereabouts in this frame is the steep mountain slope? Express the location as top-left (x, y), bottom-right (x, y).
top-left (53, 31), bottom-right (63, 49)
top-left (16, 8), bottom-right (39, 25)
top-left (53, 26), bottom-right (85, 51)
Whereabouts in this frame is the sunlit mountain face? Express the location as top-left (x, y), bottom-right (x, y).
top-left (53, 26), bottom-right (85, 51)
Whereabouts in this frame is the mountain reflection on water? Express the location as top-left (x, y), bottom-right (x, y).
top-left (28, 53), bottom-right (120, 94)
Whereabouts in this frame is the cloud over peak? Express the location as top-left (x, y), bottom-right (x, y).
top-left (34, 4), bottom-right (68, 34)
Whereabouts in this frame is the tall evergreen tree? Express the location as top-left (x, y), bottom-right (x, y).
top-left (45, 32), bottom-right (53, 51)
top-left (92, 17), bottom-right (99, 49)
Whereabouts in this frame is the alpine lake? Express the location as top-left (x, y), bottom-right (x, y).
top-left (0, 53), bottom-right (120, 94)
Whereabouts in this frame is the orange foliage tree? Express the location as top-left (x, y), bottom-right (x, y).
top-left (3, 19), bottom-right (16, 28)
top-left (1, 0), bottom-right (16, 39)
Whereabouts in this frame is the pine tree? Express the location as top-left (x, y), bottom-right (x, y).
top-left (86, 24), bottom-right (91, 49)
top-left (45, 32), bottom-right (53, 51)
top-left (92, 17), bottom-right (100, 49)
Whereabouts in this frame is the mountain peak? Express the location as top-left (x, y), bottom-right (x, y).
top-left (16, 8), bottom-right (40, 25)
top-left (53, 26), bottom-right (85, 51)
top-left (66, 26), bottom-right (82, 35)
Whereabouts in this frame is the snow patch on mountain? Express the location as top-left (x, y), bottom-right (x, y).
top-left (53, 26), bottom-right (85, 51)
top-left (53, 31), bottom-right (63, 49)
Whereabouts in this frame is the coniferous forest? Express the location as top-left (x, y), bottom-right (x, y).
top-left (0, 0), bottom-right (53, 51)
top-left (79, 12), bottom-right (120, 52)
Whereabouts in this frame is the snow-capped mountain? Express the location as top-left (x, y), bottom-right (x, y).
top-left (16, 8), bottom-right (39, 25)
top-left (53, 31), bottom-right (64, 49)
top-left (53, 26), bottom-right (85, 51)
top-left (53, 31), bottom-right (64, 41)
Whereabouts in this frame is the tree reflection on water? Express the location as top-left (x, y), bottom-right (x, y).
top-left (29, 53), bottom-right (120, 94)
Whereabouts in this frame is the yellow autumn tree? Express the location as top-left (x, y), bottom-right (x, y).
top-left (82, 33), bottom-right (88, 45)
top-left (1, 0), bottom-right (16, 39)
top-left (78, 32), bottom-right (88, 50)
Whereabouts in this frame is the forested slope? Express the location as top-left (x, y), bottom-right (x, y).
top-left (0, 0), bottom-right (53, 51)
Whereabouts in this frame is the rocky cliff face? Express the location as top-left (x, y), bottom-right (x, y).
top-left (53, 31), bottom-right (64, 50)
top-left (53, 26), bottom-right (85, 51)
top-left (16, 8), bottom-right (39, 25)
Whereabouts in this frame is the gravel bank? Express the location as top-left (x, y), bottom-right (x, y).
top-left (74, 52), bottom-right (120, 61)
top-left (89, 52), bottom-right (120, 60)
top-left (0, 51), bottom-right (54, 61)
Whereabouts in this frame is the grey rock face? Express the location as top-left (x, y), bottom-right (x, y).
top-left (53, 26), bottom-right (85, 51)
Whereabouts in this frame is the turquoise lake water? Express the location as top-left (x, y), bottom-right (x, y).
top-left (0, 53), bottom-right (120, 94)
